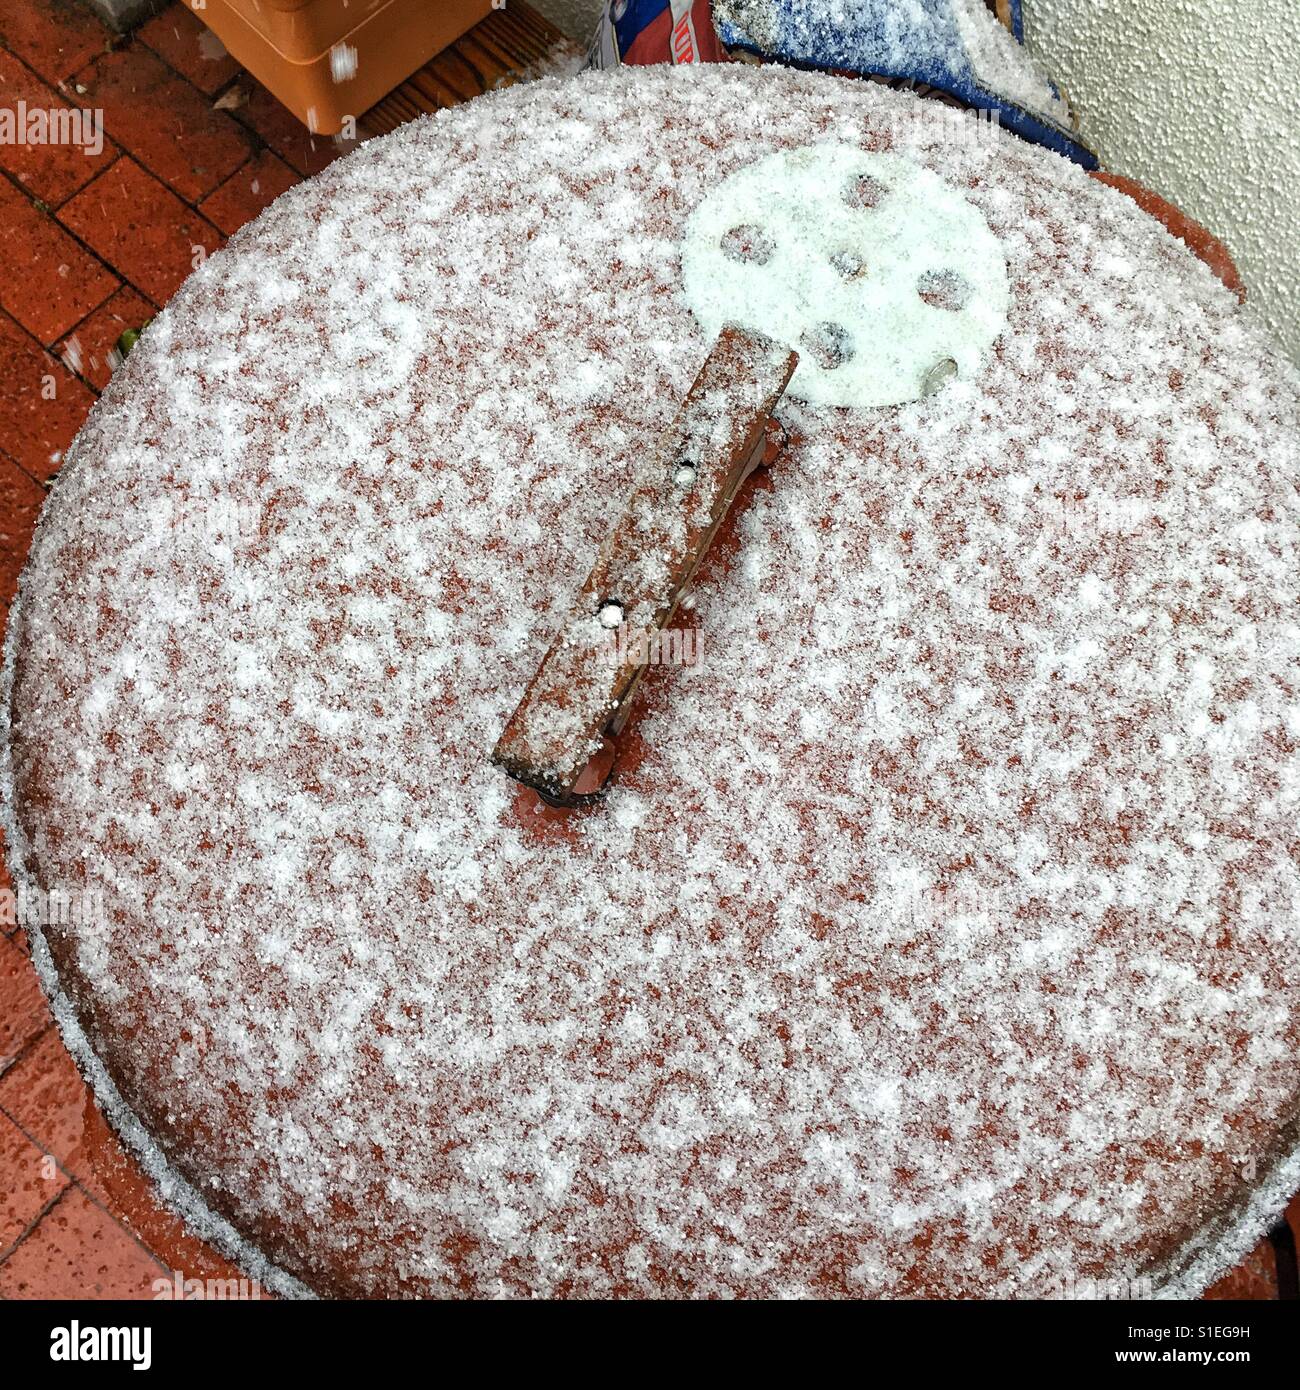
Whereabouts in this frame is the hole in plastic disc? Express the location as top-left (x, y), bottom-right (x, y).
top-left (845, 174), bottom-right (888, 210)
top-left (800, 322), bottom-right (856, 371)
top-left (720, 224), bottom-right (775, 266)
top-left (918, 269), bottom-right (973, 312)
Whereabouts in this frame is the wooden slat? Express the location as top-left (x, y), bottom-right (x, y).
top-left (492, 327), bottom-right (798, 806)
top-left (361, 3), bottom-right (583, 137)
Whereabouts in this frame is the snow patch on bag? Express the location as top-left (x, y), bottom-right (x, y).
top-left (589, 0), bottom-right (1096, 168)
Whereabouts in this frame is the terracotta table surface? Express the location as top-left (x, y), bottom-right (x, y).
top-left (0, 0), bottom-right (1294, 1302)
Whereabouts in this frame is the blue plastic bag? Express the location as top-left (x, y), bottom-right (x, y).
top-left (705, 1), bottom-right (1096, 167)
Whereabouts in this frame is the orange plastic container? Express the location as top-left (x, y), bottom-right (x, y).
top-left (186, 0), bottom-right (496, 135)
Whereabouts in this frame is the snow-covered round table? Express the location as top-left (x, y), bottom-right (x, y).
top-left (4, 63), bottom-right (1300, 1298)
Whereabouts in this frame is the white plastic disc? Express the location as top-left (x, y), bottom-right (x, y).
top-left (681, 144), bottom-right (1010, 409)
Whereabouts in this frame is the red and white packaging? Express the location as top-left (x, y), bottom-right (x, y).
top-left (586, 0), bottom-right (729, 70)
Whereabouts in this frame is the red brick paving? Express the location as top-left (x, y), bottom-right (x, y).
top-left (56, 282), bottom-right (156, 391)
top-left (0, 175), bottom-right (118, 344)
top-left (59, 156), bottom-right (224, 307)
top-left (0, 46), bottom-right (117, 205)
top-left (0, 0), bottom-right (1293, 1309)
top-left (77, 1099), bottom-right (261, 1291)
top-left (69, 43), bottom-right (251, 203)
top-left (0, 0), bottom-right (110, 90)
top-left (233, 78), bottom-right (350, 177)
top-left (0, 855), bottom-right (11, 927)
top-left (0, 309), bottom-right (97, 483)
top-left (0, 933), bottom-right (51, 1067)
top-left (0, 1029), bottom-right (89, 1179)
top-left (138, 2), bottom-right (241, 97)
top-left (1204, 1210), bottom-right (1296, 1300)
top-left (0, 1186), bottom-right (166, 1298)
top-left (0, 1112), bottom-right (68, 1250)
top-left (0, 458), bottom-right (46, 622)
top-left (199, 146), bottom-right (299, 235)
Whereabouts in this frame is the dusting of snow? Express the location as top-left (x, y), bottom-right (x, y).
top-left (714, 0), bottom-right (1074, 128)
top-left (949, 0), bottom-right (1070, 122)
top-left (682, 144), bottom-right (1008, 406)
top-left (3, 62), bottom-right (1300, 1300)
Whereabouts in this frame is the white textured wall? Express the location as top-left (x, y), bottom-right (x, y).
top-left (1024, 0), bottom-right (1300, 365)
top-left (530, 0), bottom-right (604, 41)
